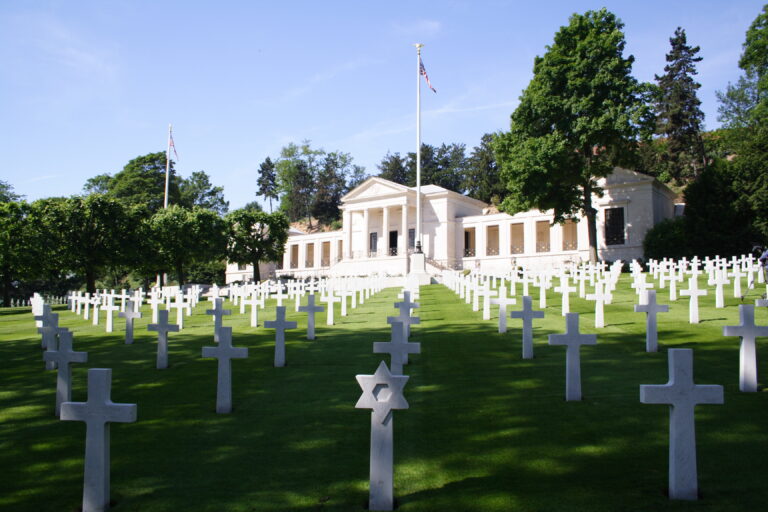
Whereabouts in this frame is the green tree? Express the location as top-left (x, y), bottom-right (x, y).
top-left (0, 201), bottom-right (32, 305)
top-left (463, 134), bottom-right (504, 204)
top-left (257, 157), bottom-right (278, 212)
top-left (740, 4), bottom-right (768, 121)
top-left (493, 8), bottom-right (649, 262)
top-left (179, 170), bottom-right (229, 215)
top-left (653, 27), bottom-right (706, 183)
top-left (0, 180), bottom-right (22, 203)
top-left (31, 195), bottom-right (136, 293)
top-left (377, 152), bottom-right (410, 185)
top-left (83, 173), bottom-right (113, 195)
top-left (149, 206), bottom-right (226, 286)
top-left (312, 151), bottom-right (353, 225)
top-left (276, 142), bottom-right (321, 225)
top-left (225, 209), bottom-right (289, 282)
top-left (107, 152), bottom-right (181, 213)
top-left (717, 74), bottom-right (760, 129)
top-left (347, 164), bottom-right (369, 190)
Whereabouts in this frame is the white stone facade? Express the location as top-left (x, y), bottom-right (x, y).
top-left (225, 168), bottom-right (677, 282)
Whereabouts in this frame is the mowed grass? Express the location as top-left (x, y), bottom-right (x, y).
top-left (1, 276), bottom-right (768, 512)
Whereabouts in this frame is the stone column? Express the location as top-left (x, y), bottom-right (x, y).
top-left (382, 206), bottom-right (390, 256)
top-left (363, 208), bottom-right (370, 257)
top-left (343, 210), bottom-right (352, 260)
top-left (298, 243), bottom-right (307, 270)
top-left (500, 220), bottom-right (510, 257)
top-left (401, 203), bottom-right (408, 256)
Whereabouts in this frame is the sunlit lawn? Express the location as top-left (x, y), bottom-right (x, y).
top-left (1, 276), bottom-right (767, 511)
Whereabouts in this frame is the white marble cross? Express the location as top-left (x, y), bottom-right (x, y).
top-left (321, 293), bottom-right (341, 325)
top-left (537, 275), bottom-right (548, 309)
top-left (640, 349), bottom-right (724, 500)
top-left (585, 281), bottom-right (609, 328)
top-left (554, 277), bottom-right (576, 316)
top-left (490, 287), bottom-right (517, 333)
top-left (680, 277), bottom-right (707, 324)
top-left (274, 285), bottom-right (288, 307)
top-left (392, 292), bottom-right (419, 340)
top-left (35, 305), bottom-right (59, 369)
top-left (632, 274), bottom-right (654, 305)
top-left (356, 361), bottom-right (409, 512)
top-left (43, 329), bottom-right (87, 417)
top-left (510, 296), bottom-right (545, 359)
top-left (146, 292), bottom-right (163, 324)
top-left (205, 298), bottom-right (231, 343)
top-left (60, 368), bottom-right (137, 512)
top-left (298, 294), bottom-right (324, 340)
top-left (118, 300), bottom-right (142, 345)
top-left (147, 310), bottom-right (179, 369)
top-left (548, 313), bottom-right (597, 401)
top-left (477, 284), bottom-right (498, 321)
top-left (242, 291), bottom-right (263, 328)
top-left (712, 269), bottom-right (730, 308)
top-left (730, 265), bottom-right (744, 298)
top-left (634, 290), bottom-right (669, 352)
top-left (202, 326), bottom-right (248, 413)
top-left (374, 321), bottom-right (421, 375)
top-left (386, 309), bottom-right (420, 365)
top-left (723, 304), bottom-right (768, 392)
top-left (264, 306), bottom-right (298, 367)
top-left (169, 293), bottom-right (187, 329)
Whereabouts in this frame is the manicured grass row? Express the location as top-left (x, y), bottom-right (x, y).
top-left (1, 278), bottom-right (767, 511)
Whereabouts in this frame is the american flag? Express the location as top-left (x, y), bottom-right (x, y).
top-left (419, 57), bottom-right (436, 93)
top-left (168, 131), bottom-right (179, 161)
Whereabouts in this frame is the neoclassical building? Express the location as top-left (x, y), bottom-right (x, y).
top-left (225, 168), bottom-right (678, 282)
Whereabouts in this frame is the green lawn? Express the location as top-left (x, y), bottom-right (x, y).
top-left (1, 277), bottom-right (767, 511)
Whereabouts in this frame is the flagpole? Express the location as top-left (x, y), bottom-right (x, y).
top-left (414, 43), bottom-right (423, 254)
top-left (164, 123), bottom-right (172, 209)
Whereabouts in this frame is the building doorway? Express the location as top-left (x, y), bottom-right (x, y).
top-left (389, 231), bottom-right (398, 256)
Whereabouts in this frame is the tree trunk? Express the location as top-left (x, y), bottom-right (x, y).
top-left (584, 186), bottom-right (598, 263)
top-left (85, 267), bottom-right (96, 294)
top-left (2, 271), bottom-right (11, 307)
top-left (252, 259), bottom-right (261, 283)
top-left (176, 262), bottom-right (185, 286)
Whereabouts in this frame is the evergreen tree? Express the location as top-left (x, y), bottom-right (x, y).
top-left (654, 27), bottom-right (706, 183)
top-left (257, 157), bottom-right (278, 212)
top-left (276, 142), bottom-right (320, 226)
top-left (377, 152), bottom-right (409, 185)
top-left (312, 151), bottom-right (352, 225)
top-left (464, 134), bottom-right (504, 204)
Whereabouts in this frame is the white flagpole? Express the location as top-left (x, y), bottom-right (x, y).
top-left (164, 123), bottom-right (172, 209)
top-left (414, 44), bottom-right (423, 254)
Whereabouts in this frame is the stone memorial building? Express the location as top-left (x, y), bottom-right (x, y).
top-left (226, 168), bottom-right (677, 282)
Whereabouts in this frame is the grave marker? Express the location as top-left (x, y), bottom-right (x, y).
top-left (43, 329), bottom-right (87, 417)
top-left (264, 306), bottom-right (297, 367)
top-left (510, 296), bottom-right (545, 359)
top-left (298, 294), bottom-right (324, 340)
top-left (118, 300), bottom-right (142, 345)
top-left (548, 313), bottom-right (597, 401)
top-left (60, 368), bottom-right (137, 512)
top-left (374, 321), bottom-right (421, 374)
top-left (634, 290), bottom-right (669, 352)
top-left (202, 326), bottom-right (248, 413)
top-left (147, 310), bottom-right (179, 369)
top-left (205, 298), bottom-right (231, 343)
top-left (722, 304), bottom-right (768, 392)
top-left (356, 361), bottom-right (409, 512)
top-left (640, 349), bottom-right (724, 500)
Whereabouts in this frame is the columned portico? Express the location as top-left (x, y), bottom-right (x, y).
top-left (382, 206), bottom-right (390, 256)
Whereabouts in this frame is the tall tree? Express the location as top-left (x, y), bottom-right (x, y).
top-left (0, 201), bottom-right (32, 305)
top-left (31, 195), bottom-right (136, 293)
top-left (312, 151), bottom-right (352, 225)
top-left (654, 27), bottom-right (706, 183)
top-left (149, 205), bottom-right (226, 285)
top-left (107, 152), bottom-right (181, 213)
top-left (178, 170), bottom-right (229, 215)
top-left (276, 142), bottom-right (321, 226)
top-left (739, 4), bottom-right (768, 122)
top-left (0, 180), bottom-right (22, 203)
top-left (717, 74), bottom-right (760, 129)
top-left (347, 164), bottom-right (369, 190)
top-left (257, 157), bottom-right (278, 212)
top-left (463, 134), bottom-right (504, 204)
top-left (377, 152), bottom-right (410, 185)
top-left (493, 8), bottom-right (649, 262)
top-left (225, 209), bottom-right (289, 282)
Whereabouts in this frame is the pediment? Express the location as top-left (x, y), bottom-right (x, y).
top-left (342, 177), bottom-right (410, 203)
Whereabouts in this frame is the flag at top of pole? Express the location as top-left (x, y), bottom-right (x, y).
top-left (419, 57), bottom-right (437, 93)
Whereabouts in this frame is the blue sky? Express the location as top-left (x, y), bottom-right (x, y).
top-left (1, 1), bottom-right (764, 209)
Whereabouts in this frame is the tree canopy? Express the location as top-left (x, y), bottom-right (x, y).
top-left (494, 8), bottom-right (649, 261)
top-left (225, 209), bottom-right (289, 282)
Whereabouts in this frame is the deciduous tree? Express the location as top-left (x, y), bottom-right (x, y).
top-left (225, 209), bottom-right (289, 282)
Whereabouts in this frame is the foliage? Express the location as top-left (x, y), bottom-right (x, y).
top-left (29, 195), bottom-right (138, 293)
top-left (653, 27), bottom-right (706, 184)
top-left (740, 4), bottom-right (768, 121)
top-left (717, 74), bottom-right (760, 129)
top-left (149, 205), bottom-right (226, 286)
top-left (464, 133), bottom-right (504, 204)
top-left (0, 201), bottom-right (33, 305)
top-left (185, 259), bottom-right (227, 285)
top-left (312, 151), bottom-right (352, 225)
top-left (493, 8), bottom-right (649, 261)
top-left (225, 209), bottom-right (289, 282)
top-left (107, 152), bottom-right (181, 214)
top-left (406, 143), bottom-right (467, 193)
top-left (377, 152), bottom-right (409, 185)
top-left (642, 217), bottom-right (689, 260)
top-left (276, 142), bottom-right (322, 225)
top-left (178, 170), bottom-right (229, 215)
top-left (257, 156), bottom-right (278, 212)
top-left (0, 180), bottom-right (22, 203)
